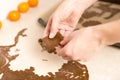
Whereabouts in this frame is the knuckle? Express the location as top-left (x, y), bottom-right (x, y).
top-left (64, 49), bottom-right (72, 57)
top-left (71, 56), bottom-right (78, 61)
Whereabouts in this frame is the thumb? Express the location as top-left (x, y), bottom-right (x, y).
top-left (60, 36), bottom-right (71, 46)
top-left (43, 17), bottom-right (52, 37)
top-left (49, 19), bottom-right (59, 38)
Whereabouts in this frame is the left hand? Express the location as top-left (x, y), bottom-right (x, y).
top-left (43, 0), bottom-right (84, 38)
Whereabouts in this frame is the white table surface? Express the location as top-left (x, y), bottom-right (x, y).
top-left (0, 0), bottom-right (120, 80)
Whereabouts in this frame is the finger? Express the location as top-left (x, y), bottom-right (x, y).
top-left (58, 47), bottom-right (79, 61)
top-left (64, 30), bottom-right (72, 37)
top-left (60, 36), bottom-right (71, 46)
top-left (59, 29), bottom-right (65, 36)
top-left (71, 55), bottom-right (80, 61)
top-left (56, 46), bottom-right (67, 59)
top-left (58, 24), bottom-right (71, 37)
top-left (49, 18), bottom-right (59, 38)
top-left (43, 17), bottom-right (52, 37)
top-left (62, 56), bottom-right (72, 61)
top-left (56, 45), bottom-right (72, 58)
top-left (55, 46), bottom-right (63, 56)
top-left (57, 47), bottom-right (76, 61)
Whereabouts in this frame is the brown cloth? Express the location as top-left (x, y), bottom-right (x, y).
top-left (100, 0), bottom-right (120, 4)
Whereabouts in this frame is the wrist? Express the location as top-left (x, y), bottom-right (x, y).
top-left (72, 0), bottom-right (98, 24)
top-left (63, 0), bottom-right (97, 14)
top-left (80, 27), bottom-right (105, 46)
top-left (91, 27), bottom-right (107, 46)
top-left (89, 27), bottom-right (105, 46)
top-left (74, 0), bottom-right (97, 12)
top-left (92, 24), bottom-right (120, 45)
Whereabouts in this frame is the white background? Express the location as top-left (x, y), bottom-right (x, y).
top-left (0, 0), bottom-right (120, 80)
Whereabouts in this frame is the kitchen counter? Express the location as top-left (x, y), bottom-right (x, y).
top-left (0, 0), bottom-right (120, 80)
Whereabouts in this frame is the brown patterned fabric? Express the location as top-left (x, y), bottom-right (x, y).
top-left (100, 0), bottom-right (120, 4)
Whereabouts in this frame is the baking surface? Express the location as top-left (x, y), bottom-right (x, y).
top-left (0, 0), bottom-right (120, 80)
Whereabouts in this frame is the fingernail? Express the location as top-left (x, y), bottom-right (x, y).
top-left (49, 33), bottom-right (54, 38)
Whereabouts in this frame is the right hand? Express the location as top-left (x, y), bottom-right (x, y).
top-left (43, 0), bottom-right (83, 38)
top-left (56, 27), bottom-right (104, 61)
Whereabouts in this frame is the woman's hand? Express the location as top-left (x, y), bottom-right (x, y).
top-left (56, 27), bottom-right (103, 61)
top-left (56, 19), bottom-right (120, 61)
top-left (43, 0), bottom-right (85, 38)
top-left (43, 0), bottom-right (97, 38)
